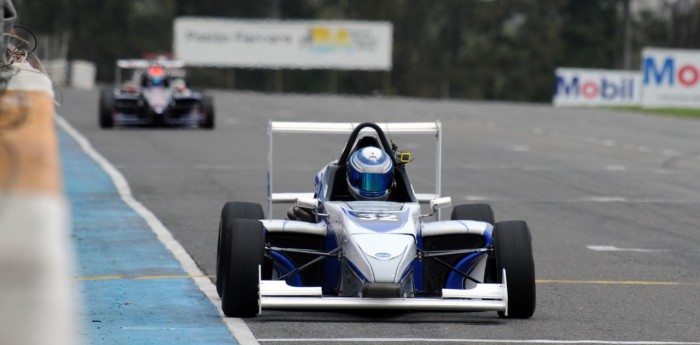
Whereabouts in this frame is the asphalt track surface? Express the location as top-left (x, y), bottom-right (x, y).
top-left (60, 88), bottom-right (700, 344)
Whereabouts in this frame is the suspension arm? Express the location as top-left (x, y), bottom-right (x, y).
top-left (267, 246), bottom-right (342, 281)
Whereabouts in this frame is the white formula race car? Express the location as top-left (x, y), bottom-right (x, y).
top-left (216, 121), bottom-right (535, 318)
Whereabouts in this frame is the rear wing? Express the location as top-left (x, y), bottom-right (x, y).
top-left (116, 59), bottom-right (186, 69)
top-left (114, 59), bottom-right (187, 85)
top-left (267, 121), bottom-right (442, 219)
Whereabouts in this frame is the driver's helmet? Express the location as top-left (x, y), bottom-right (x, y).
top-left (146, 64), bottom-right (165, 86)
top-left (346, 146), bottom-right (394, 200)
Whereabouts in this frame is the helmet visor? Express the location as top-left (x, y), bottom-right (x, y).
top-left (347, 169), bottom-right (392, 197)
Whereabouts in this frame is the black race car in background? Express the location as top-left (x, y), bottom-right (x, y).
top-left (99, 59), bottom-right (214, 129)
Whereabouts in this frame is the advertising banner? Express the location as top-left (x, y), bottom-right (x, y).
top-left (174, 18), bottom-right (393, 71)
top-left (553, 68), bottom-right (641, 107)
top-left (641, 48), bottom-right (700, 108)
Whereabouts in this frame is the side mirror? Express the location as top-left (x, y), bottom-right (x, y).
top-left (296, 197), bottom-right (319, 210)
top-left (430, 197), bottom-right (452, 211)
top-left (421, 197), bottom-right (452, 219)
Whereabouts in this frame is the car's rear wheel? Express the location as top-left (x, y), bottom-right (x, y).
top-left (99, 89), bottom-right (114, 128)
top-left (201, 95), bottom-right (215, 129)
top-left (221, 219), bottom-right (265, 317)
top-left (216, 202), bottom-right (264, 297)
top-left (493, 220), bottom-right (536, 318)
top-left (451, 204), bottom-right (495, 225)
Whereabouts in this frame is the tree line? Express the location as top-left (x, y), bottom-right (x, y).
top-left (13, 0), bottom-right (700, 102)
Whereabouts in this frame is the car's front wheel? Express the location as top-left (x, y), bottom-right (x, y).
top-left (99, 89), bottom-right (114, 128)
top-left (201, 95), bottom-right (215, 129)
top-left (494, 220), bottom-right (536, 318)
top-left (216, 202), bottom-right (264, 297)
top-left (221, 219), bottom-right (265, 317)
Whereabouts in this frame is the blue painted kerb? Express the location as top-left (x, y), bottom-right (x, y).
top-left (59, 127), bottom-right (237, 345)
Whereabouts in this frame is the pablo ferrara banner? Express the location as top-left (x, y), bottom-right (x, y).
top-left (174, 18), bottom-right (393, 71)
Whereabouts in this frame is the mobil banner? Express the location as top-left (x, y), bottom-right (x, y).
top-left (642, 48), bottom-right (700, 108)
top-left (553, 68), bottom-right (641, 107)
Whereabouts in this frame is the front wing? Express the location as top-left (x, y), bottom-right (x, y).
top-left (259, 270), bottom-right (509, 313)
top-left (113, 98), bottom-right (205, 127)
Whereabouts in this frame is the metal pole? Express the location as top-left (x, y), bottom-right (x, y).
top-left (383, 71), bottom-right (391, 96)
top-left (270, 0), bottom-right (283, 93)
top-left (1, 0), bottom-right (11, 66)
top-left (435, 120), bottom-right (442, 220)
top-left (0, 0), bottom-right (5, 38)
top-left (328, 70), bottom-right (338, 94)
top-left (622, 0), bottom-right (632, 70)
top-left (270, 0), bottom-right (281, 18)
top-left (268, 121), bottom-right (274, 219)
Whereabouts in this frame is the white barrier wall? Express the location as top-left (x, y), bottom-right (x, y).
top-left (174, 18), bottom-right (393, 70)
top-left (44, 59), bottom-right (96, 89)
top-left (642, 48), bottom-right (700, 109)
top-left (43, 59), bottom-right (69, 86)
top-left (553, 68), bottom-right (641, 107)
top-left (70, 60), bottom-right (96, 89)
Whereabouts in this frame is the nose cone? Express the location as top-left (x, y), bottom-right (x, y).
top-left (353, 234), bottom-right (414, 283)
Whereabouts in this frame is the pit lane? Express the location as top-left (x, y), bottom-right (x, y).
top-left (60, 88), bottom-right (700, 344)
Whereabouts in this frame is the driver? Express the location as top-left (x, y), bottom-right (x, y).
top-left (287, 145), bottom-right (394, 222)
top-left (346, 145), bottom-right (394, 201)
top-left (141, 64), bottom-right (168, 88)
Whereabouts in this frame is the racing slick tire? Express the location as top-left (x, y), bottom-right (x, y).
top-left (493, 220), bottom-right (536, 319)
top-left (221, 219), bottom-right (265, 317)
top-left (451, 203), bottom-right (495, 225)
top-left (201, 95), bottom-right (215, 129)
top-left (99, 89), bottom-right (114, 128)
top-left (216, 202), bottom-right (264, 298)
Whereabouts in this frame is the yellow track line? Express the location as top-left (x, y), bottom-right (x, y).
top-left (536, 279), bottom-right (689, 286)
top-left (77, 274), bottom-right (214, 281)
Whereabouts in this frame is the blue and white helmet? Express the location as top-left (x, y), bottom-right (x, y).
top-left (346, 146), bottom-right (394, 200)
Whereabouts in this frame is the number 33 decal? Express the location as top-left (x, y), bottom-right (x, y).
top-left (356, 213), bottom-right (398, 222)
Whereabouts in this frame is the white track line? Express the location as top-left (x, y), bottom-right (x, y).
top-left (257, 339), bottom-right (700, 344)
top-left (56, 116), bottom-right (258, 345)
top-left (587, 245), bottom-right (670, 253)
top-left (462, 195), bottom-right (700, 204)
